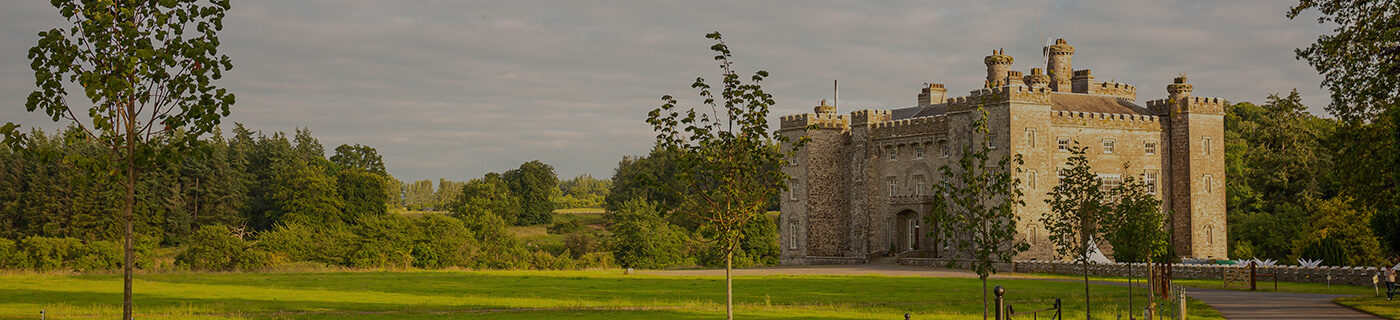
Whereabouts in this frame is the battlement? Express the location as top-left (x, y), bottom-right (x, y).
top-left (781, 112), bottom-right (850, 130)
top-left (1093, 81), bottom-right (1137, 101)
top-left (1051, 110), bottom-right (1162, 130)
top-left (851, 109), bottom-right (893, 126)
top-left (1146, 96), bottom-right (1226, 115)
top-left (870, 114), bottom-right (950, 139)
top-left (947, 85), bottom-right (1053, 111)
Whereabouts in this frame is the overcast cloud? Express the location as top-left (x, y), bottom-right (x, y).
top-left (0, 1), bottom-right (1333, 182)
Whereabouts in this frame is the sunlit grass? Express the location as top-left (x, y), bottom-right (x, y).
top-left (0, 269), bottom-right (1223, 319)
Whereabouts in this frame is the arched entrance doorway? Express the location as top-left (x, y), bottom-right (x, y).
top-left (896, 210), bottom-right (920, 253)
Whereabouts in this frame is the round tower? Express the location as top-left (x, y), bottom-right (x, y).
top-left (1025, 67), bottom-right (1050, 89)
top-left (1045, 38), bottom-right (1075, 92)
top-left (984, 49), bottom-right (1013, 87)
top-left (1168, 75), bottom-right (1193, 102)
top-left (814, 99), bottom-right (836, 114)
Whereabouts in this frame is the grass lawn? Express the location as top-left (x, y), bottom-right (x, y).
top-left (1027, 272), bottom-right (1400, 319)
top-left (0, 269), bottom-right (1223, 319)
top-left (1335, 296), bottom-right (1400, 319)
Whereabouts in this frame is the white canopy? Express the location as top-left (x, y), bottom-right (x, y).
top-left (1086, 238), bottom-right (1114, 264)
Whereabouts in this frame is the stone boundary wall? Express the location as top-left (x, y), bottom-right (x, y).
top-left (1010, 260), bottom-right (1386, 286)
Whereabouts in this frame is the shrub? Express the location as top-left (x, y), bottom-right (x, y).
top-left (562, 232), bottom-right (599, 259)
top-left (608, 199), bottom-right (692, 269)
top-left (21, 236), bottom-right (83, 271)
top-left (576, 251), bottom-right (615, 269)
top-left (547, 219), bottom-right (583, 235)
top-left (348, 215), bottom-right (416, 269)
top-left (411, 214), bottom-right (476, 269)
top-left (0, 238), bottom-right (20, 269)
top-left (71, 240), bottom-right (122, 272)
top-left (741, 214), bottom-right (780, 267)
top-left (177, 225), bottom-right (273, 271)
top-left (258, 222), bottom-right (355, 266)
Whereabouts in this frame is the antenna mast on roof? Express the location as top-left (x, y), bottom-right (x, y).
top-left (833, 80), bottom-right (838, 109)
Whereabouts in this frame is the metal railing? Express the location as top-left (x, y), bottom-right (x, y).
top-left (995, 285), bottom-right (1061, 320)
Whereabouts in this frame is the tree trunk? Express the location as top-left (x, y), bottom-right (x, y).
top-left (982, 277), bottom-right (989, 320)
top-left (726, 247), bottom-right (734, 320)
top-left (1083, 256), bottom-right (1090, 320)
top-left (1129, 262), bottom-right (1134, 320)
top-left (1148, 256), bottom-right (1157, 319)
top-left (123, 115), bottom-right (136, 320)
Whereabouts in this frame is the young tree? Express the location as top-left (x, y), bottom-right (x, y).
top-left (646, 32), bottom-right (801, 320)
top-left (0, 1), bottom-right (236, 318)
top-left (925, 108), bottom-right (1028, 320)
top-left (1041, 145), bottom-right (1108, 320)
top-left (1102, 169), bottom-right (1168, 318)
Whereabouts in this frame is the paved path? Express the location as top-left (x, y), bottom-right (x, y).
top-left (1184, 288), bottom-right (1379, 320)
top-left (644, 263), bottom-right (1382, 319)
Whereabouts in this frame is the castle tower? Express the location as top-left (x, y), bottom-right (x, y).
top-left (1025, 67), bottom-right (1050, 89)
top-left (984, 49), bottom-right (1014, 87)
top-left (778, 101), bottom-right (855, 265)
top-left (1045, 39), bottom-right (1074, 92)
top-left (815, 99), bottom-right (836, 114)
top-left (1157, 75), bottom-right (1227, 259)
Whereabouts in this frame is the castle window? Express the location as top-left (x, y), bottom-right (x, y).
top-left (1026, 170), bottom-right (1038, 189)
top-left (788, 179), bottom-right (799, 201)
top-left (1027, 225), bottom-right (1038, 245)
top-left (1206, 225), bottom-right (1214, 245)
top-left (988, 133), bottom-right (997, 149)
top-left (1057, 168), bottom-right (1066, 183)
top-left (888, 176), bottom-right (897, 196)
top-left (916, 146), bottom-right (926, 159)
top-left (1203, 136), bottom-right (1213, 155)
top-left (940, 142), bottom-right (950, 158)
top-left (889, 147), bottom-right (897, 161)
top-left (1144, 141), bottom-right (1157, 155)
top-left (1057, 137), bottom-right (1071, 151)
top-left (1145, 171), bottom-right (1158, 195)
top-left (1026, 128), bottom-right (1037, 148)
top-left (1204, 174), bottom-right (1214, 193)
top-left (1098, 173), bottom-right (1122, 193)
top-left (1102, 139), bottom-right (1116, 154)
top-left (788, 220), bottom-right (798, 250)
top-left (914, 175), bottom-right (926, 195)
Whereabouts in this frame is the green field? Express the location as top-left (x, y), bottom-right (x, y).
top-left (0, 269), bottom-right (1224, 319)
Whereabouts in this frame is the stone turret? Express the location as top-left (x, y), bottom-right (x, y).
top-left (815, 99), bottom-right (836, 114)
top-left (1005, 70), bottom-right (1025, 87)
top-left (984, 49), bottom-right (1013, 87)
top-left (917, 83), bottom-right (947, 107)
top-left (1024, 67), bottom-right (1050, 89)
top-left (1168, 75), bottom-right (1193, 102)
top-left (1045, 38), bottom-right (1074, 92)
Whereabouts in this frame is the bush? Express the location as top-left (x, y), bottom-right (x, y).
top-left (576, 251), bottom-right (615, 269)
top-left (21, 236), bottom-right (83, 271)
top-left (410, 214), bottom-right (476, 269)
top-left (177, 225), bottom-right (273, 271)
top-left (0, 238), bottom-right (20, 269)
top-left (741, 214), bottom-right (780, 267)
top-left (547, 219), bottom-right (583, 235)
top-left (71, 240), bottom-right (122, 272)
top-left (608, 199), bottom-right (692, 269)
top-left (562, 232), bottom-right (599, 259)
top-left (348, 215), bottom-right (416, 269)
top-left (258, 222), bottom-right (355, 266)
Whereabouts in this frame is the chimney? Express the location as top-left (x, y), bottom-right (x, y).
top-left (920, 83), bottom-right (947, 106)
top-left (1071, 69), bottom-right (1094, 93)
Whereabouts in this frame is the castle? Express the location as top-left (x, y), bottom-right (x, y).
top-left (778, 39), bottom-right (1226, 264)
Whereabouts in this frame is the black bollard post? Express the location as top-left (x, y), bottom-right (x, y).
top-left (994, 285), bottom-right (1005, 320)
top-left (905, 312), bottom-right (911, 320)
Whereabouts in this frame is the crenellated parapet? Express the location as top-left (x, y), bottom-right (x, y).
top-left (1051, 110), bottom-right (1162, 130)
top-left (851, 109), bottom-right (892, 126)
top-left (1146, 96), bottom-right (1226, 116)
top-left (1093, 81), bottom-right (1137, 101)
top-left (947, 85), bottom-right (1052, 112)
top-left (870, 114), bottom-right (949, 139)
top-left (781, 112), bottom-right (850, 130)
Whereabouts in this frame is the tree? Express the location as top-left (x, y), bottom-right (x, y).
top-left (605, 146), bottom-right (683, 213)
top-left (337, 168), bottom-right (388, 224)
top-left (1292, 197), bottom-right (1387, 266)
top-left (503, 161), bottom-right (560, 225)
top-left (269, 157), bottom-right (343, 227)
top-left (1041, 144), bottom-right (1108, 320)
top-left (925, 108), bottom-right (1028, 320)
top-left (646, 32), bottom-right (800, 320)
top-left (452, 173), bottom-right (522, 225)
top-left (1102, 169), bottom-right (1168, 317)
top-left (330, 144), bottom-right (386, 175)
top-left (1289, 1), bottom-right (1400, 256)
top-left (1, 1), bottom-right (236, 318)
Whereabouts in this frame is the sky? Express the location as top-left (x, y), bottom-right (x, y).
top-left (0, 1), bottom-right (1334, 182)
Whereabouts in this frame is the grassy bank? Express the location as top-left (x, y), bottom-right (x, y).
top-left (0, 269), bottom-right (1223, 319)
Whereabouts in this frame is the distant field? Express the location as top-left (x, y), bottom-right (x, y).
top-left (0, 269), bottom-right (1224, 319)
